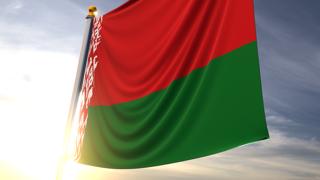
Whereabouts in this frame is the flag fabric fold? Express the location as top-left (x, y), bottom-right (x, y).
top-left (75, 0), bottom-right (269, 169)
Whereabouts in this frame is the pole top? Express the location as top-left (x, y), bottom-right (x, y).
top-left (88, 6), bottom-right (98, 17)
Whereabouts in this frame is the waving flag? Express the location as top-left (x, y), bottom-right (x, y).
top-left (75, 0), bottom-right (269, 169)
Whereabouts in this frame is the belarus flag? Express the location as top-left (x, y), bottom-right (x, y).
top-left (75, 0), bottom-right (269, 169)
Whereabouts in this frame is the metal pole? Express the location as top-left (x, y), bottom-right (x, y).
top-left (56, 6), bottom-right (97, 180)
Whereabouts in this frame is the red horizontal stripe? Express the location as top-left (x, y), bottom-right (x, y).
top-left (91, 0), bottom-right (257, 106)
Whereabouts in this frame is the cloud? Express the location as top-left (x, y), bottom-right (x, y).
top-left (0, 0), bottom-right (88, 54)
top-left (4, 0), bottom-right (23, 13)
top-left (254, 0), bottom-right (320, 140)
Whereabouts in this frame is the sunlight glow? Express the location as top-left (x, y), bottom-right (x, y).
top-left (0, 49), bottom-right (78, 179)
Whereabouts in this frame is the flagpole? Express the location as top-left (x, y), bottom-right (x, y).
top-left (56, 6), bottom-right (97, 180)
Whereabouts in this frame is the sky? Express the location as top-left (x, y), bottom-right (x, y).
top-left (0, 0), bottom-right (319, 179)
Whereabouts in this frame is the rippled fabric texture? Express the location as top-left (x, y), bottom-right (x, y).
top-left (77, 0), bottom-right (269, 168)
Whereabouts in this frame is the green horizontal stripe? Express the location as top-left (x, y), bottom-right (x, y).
top-left (79, 42), bottom-right (269, 168)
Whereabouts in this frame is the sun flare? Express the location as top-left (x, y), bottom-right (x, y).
top-left (0, 49), bottom-right (78, 179)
